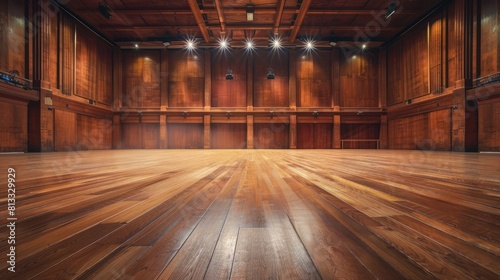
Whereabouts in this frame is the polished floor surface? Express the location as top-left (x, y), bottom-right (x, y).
top-left (0, 149), bottom-right (499, 279)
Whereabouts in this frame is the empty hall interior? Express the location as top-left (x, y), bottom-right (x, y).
top-left (0, 0), bottom-right (499, 279)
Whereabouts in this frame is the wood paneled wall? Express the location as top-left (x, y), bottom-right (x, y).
top-left (297, 51), bottom-right (332, 107)
top-left (253, 50), bottom-right (289, 107)
top-left (478, 98), bottom-right (500, 151)
top-left (167, 124), bottom-right (204, 148)
top-left (211, 51), bottom-right (247, 107)
top-left (340, 51), bottom-right (379, 107)
top-left (122, 50), bottom-right (161, 108)
top-left (0, 98), bottom-right (28, 152)
top-left (478, 0), bottom-right (500, 78)
top-left (0, 1), bottom-right (26, 79)
top-left (54, 109), bottom-right (112, 151)
top-left (388, 109), bottom-right (451, 150)
top-left (211, 123), bottom-right (247, 148)
top-left (297, 123), bottom-right (333, 149)
top-left (254, 123), bottom-right (290, 149)
top-left (168, 51), bottom-right (205, 107)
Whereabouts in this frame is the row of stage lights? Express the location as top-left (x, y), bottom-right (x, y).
top-left (133, 37), bottom-right (331, 51)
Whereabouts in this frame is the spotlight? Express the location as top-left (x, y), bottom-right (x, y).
top-left (225, 68), bottom-right (234, 80)
top-left (306, 42), bottom-right (313, 49)
top-left (186, 39), bottom-right (196, 50)
top-left (98, 2), bottom-right (111, 19)
top-left (245, 40), bottom-right (254, 49)
top-left (362, 44), bottom-right (366, 49)
top-left (218, 38), bottom-right (230, 50)
top-left (270, 37), bottom-right (281, 49)
top-left (134, 43), bottom-right (139, 49)
top-left (267, 68), bottom-right (275, 79)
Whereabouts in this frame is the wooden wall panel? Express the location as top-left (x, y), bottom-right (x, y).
top-left (297, 123), bottom-right (333, 149)
top-left (211, 51), bottom-right (247, 107)
top-left (122, 50), bottom-right (161, 108)
top-left (54, 110), bottom-right (77, 151)
top-left (167, 124), bottom-right (204, 148)
top-left (168, 51), bottom-right (204, 107)
top-left (403, 26), bottom-right (429, 100)
top-left (429, 13), bottom-right (444, 94)
top-left (341, 123), bottom-right (380, 149)
top-left (254, 123), bottom-right (289, 149)
top-left (388, 109), bottom-right (451, 150)
top-left (77, 115), bottom-right (112, 150)
top-left (143, 123), bottom-right (160, 149)
top-left (211, 123), bottom-right (247, 148)
top-left (0, 99), bottom-right (28, 152)
top-left (387, 41), bottom-right (404, 105)
top-left (339, 51), bottom-right (378, 107)
top-left (479, 0), bottom-right (500, 78)
top-left (479, 99), bottom-right (500, 151)
top-left (253, 50), bottom-right (289, 107)
top-left (75, 25), bottom-right (113, 104)
top-left (297, 50), bottom-right (332, 107)
top-left (0, 1), bottom-right (26, 79)
top-left (122, 123), bottom-right (141, 149)
top-left (447, 0), bottom-right (459, 87)
top-left (60, 13), bottom-right (75, 95)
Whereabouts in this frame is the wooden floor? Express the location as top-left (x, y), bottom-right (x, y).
top-left (0, 149), bottom-right (499, 279)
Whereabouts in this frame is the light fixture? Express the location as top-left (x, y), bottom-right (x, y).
top-left (218, 38), bottom-right (230, 50)
top-left (186, 39), bottom-right (196, 50)
top-left (313, 110), bottom-right (319, 119)
top-left (98, 2), bottom-right (111, 19)
top-left (385, 1), bottom-right (397, 19)
top-left (246, 5), bottom-right (254, 22)
top-left (267, 68), bottom-right (275, 79)
top-left (246, 41), bottom-right (253, 49)
top-left (134, 43), bottom-right (139, 49)
top-left (162, 41), bottom-right (171, 47)
top-left (306, 41), bottom-right (313, 49)
top-left (225, 68), bottom-right (234, 80)
top-left (362, 43), bottom-right (366, 49)
top-left (329, 41), bottom-right (337, 47)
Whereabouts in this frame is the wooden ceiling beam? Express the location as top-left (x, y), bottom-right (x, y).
top-left (214, 0), bottom-right (227, 34)
top-left (186, 0), bottom-right (211, 42)
top-left (77, 8), bottom-right (420, 16)
top-left (273, 0), bottom-right (287, 35)
top-left (289, 0), bottom-right (312, 43)
top-left (100, 25), bottom-right (400, 32)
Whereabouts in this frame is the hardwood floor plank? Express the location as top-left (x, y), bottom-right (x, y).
top-left (0, 150), bottom-right (498, 279)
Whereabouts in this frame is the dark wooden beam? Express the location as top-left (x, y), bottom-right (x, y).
top-left (273, 0), bottom-right (287, 35)
top-left (214, 0), bottom-right (227, 34)
top-left (186, 0), bottom-right (211, 42)
top-left (289, 0), bottom-right (312, 43)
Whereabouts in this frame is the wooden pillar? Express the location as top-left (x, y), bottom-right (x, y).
top-left (247, 55), bottom-right (253, 110)
top-left (333, 115), bottom-right (341, 149)
top-left (247, 115), bottom-right (254, 149)
top-left (112, 114), bottom-right (122, 149)
top-left (378, 49), bottom-right (387, 110)
top-left (204, 115), bottom-right (211, 148)
top-left (290, 115), bottom-right (297, 149)
top-left (332, 49), bottom-right (340, 110)
top-left (452, 0), bottom-right (475, 151)
top-left (289, 50), bottom-right (297, 110)
top-left (160, 49), bottom-right (169, 111)
top-left (30, 0), bottom-right (56, 152)
top-left (379, 115), bottom-right (388, 149)
top-left (204, 49), bottom-right (211, 110)
top-left (160, 114), bottom-right (167, 149)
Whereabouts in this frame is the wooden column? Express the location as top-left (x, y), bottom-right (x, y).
top-left (333, 115), bottom-right (341, 149)
top-left (379, 115), bottom-right (388, 149)
top-left (289, 115), bottom-right (297, 149)
top-left (204, 115), bottom-right (211, 148)
top-left (378, 49), bottom-right (387, 110)
top-left (112, 114), bottom-right (122, 149)
top-left (160, 49), bottom-right (169, 149)
top-left (247, 55), bottom-right (253, 110)
top-left (204, 49), bottom-right (211, 110)
top-left (289, 50), bottom-right (297, 110)
top-left (30, 0), bottom-right (56, 152)
top-left (247, 115), bottom-right (254, 149)
top-left (332, 49), bottom-right (340, 110)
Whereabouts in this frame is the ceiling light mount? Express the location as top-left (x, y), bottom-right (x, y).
top-left (98, 2), bottom-right (111, 20)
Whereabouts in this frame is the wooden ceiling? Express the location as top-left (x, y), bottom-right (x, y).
top-left (62, 0), bottom-right (447, 49)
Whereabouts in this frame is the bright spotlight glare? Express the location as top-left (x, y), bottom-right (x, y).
top-left (186, 39), bottom-right (195, 50)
